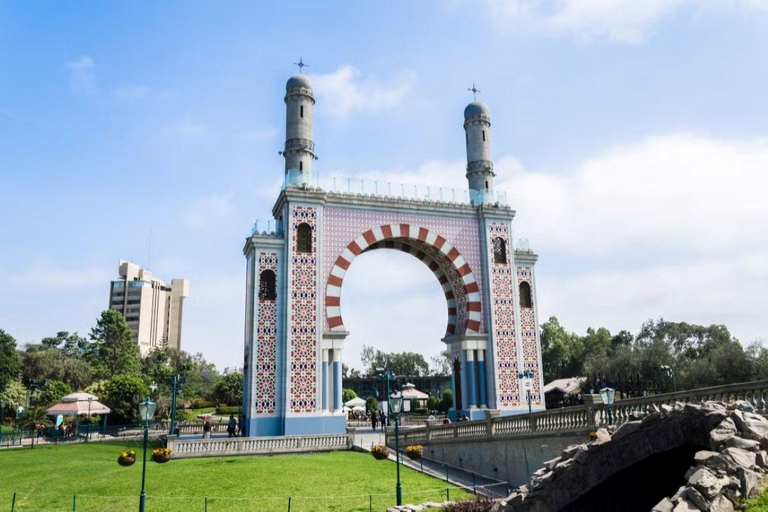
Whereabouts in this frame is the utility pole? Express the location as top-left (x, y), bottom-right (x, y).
top-left (167, 374), bottom-right (186, 435)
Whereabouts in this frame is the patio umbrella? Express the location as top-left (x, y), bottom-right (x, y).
top-left (46, 393), bottom-right (111, 416)
top-left (344, 397), bottom-right (366, 408)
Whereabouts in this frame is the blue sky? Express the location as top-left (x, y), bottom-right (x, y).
top-left (1, 1), bottom-right (767, 371)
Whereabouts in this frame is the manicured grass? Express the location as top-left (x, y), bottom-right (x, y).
top-left (746, 490), bottom-right (768, 511)
top-left (177, 407), bottom-right (215, 422)
top-left (0, 442), bottom-right (468, 511)
top-left (0, 424), bottom-right (15, 433)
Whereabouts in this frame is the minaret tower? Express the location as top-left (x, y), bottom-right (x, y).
top-left (283, 73), bottom-right (315, 181)
top-left (463, 99), bottom-right (495, 195)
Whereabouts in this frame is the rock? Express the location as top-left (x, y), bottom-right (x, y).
top-left (737, 466), bottom-right (764, 498)
top-left (685, 486), bottom-right (710, 510)
top-left (740, 414), bottom-right (768, 441)
top-left (554, 457), bottom-right (575, 473)
top-left (684, 403), bottom-right (702, 415)
top-left (710, 418), bottom-right (738, 450)
top-left (543, 457), bottom-right (560, 471)
top-left (694, 450), bottom-right (720, 465)
top-left (724, 436), bottom-right (760, 451)
top-left (723, 447), bottom-right (757, 469)
top-left (756, 450), bottom-right (768, 469)
top-left (727, 400), bottom-right (755, 413)
top-left (593, 428), bottom-right (611, 446)
top-left (672, 497), bottom-right (698, 511)
top-left (702, 402), bottom-right (727, 414)
top-left (651, 497), bottom-right (674, 512)
top-left (708, 454), bottom-right (739, 474)
top-left (561, 444), bottom-right (586, 460)
top-left (661, 404), bottom-right (674, 413)
top-left (629, 411), bottom-right (647, 421)
top-left (612, 421), bottom-right (642, 442)
top-left (573, 448), bottom-right (589, 464)
top-left (532, 468), bottom-right (547, 478)
top-left (648, 403), bottom-right (661, 414)
top-left (673, 402), bottom-right (686, 412)
top-left (688, 467), bottom-right (727, 499)
top-left (708, 494), bottom-right (735, 512)
top-left (643, 411), bottom-right (662, 425)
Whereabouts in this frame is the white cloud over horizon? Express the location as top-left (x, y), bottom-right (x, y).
top-left (64, 56), bottom-right (95, 93)
top-left (312, 65), bottom-right (415, 118)
top-left (484, 0), bottom-right (768, 43)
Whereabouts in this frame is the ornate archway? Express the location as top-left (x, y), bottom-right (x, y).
top-left (325, 224), bottom-right (482, 337)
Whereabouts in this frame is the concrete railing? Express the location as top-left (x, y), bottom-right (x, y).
top-left (391, 379), bottom-right (768, 447)
top-left (167, 432), bottom-right (351, 459)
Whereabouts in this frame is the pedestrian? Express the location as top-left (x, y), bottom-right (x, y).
top-left (227, 414), bottom-right (236, 438)
top-left (203, 419), bottom-right (211, 439)
top-left (371, 410), bottom-right (378, 431)
top-left (380, 411), bottom-right (387, 431)
top-left (239, 415), bottom-right (246, 437)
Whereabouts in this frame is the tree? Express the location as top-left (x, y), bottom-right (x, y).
top-left (440, 389), bottom-right (453, 415)
top-left (359, 345), bottom-right (430, 377)
top-left (38, 380), bottom-right (72, 407)
top-left (103, 374), bottom-right (149, 425)
top-left (22, 347), bottom-right (92, 391)
top-left (212, 373), bottom-right (243, 405)
top-left (430, 350), bottom-right (452, 376)
top-left (88, 310), bottom-right (140, 379)
top-left (539, 317), bottom-right (584, 382)
top-left (426, 396), bottom-right (440, 413)
top-left (40, 331), bottom-right (89, 357)
top-left (0, 380), bottom-right (25, 420)
top-left (0, 329), bottom-right (22, 395)
top-left (342, 389), bottom-right (357, 403)
top-left (17, 407), bottom-right (52, 449)
top-left (365, 396), bottom-right (378, 413)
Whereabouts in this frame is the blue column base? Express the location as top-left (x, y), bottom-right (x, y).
top-left (477, 360), bottom-right (487, 407)
top-left (247, 417), bottom-right (282, 437)
top-left (283, 415), bottom-right (346, 435)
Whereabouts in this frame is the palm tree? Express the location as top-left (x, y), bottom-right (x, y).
top-left (17, 407), bottom-right (52, 449)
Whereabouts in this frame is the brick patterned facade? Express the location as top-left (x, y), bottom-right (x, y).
top-left (289, 206), bottom-right (318, 413)
top-left (254, 252), bottom-right (278, 414)
top-left (488, 222), bottom-right (520, 407)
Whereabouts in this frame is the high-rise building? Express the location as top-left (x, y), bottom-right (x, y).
top-left (108, 260), bottom-right (189, 355)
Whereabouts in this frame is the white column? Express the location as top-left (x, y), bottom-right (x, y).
top-left (332, 349), bottom-right (343, 412)
top-left (322, 349), bottom-right (330, 413)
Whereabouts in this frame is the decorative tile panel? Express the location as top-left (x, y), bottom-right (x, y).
top-left (488, 222), bottom-right (520, 407)
top-left (517, 266), bottom-right (541, 405)
top-left (289, 206), bottom-right (318, 413)
top-left (255, 252), bottom-right (278, 414)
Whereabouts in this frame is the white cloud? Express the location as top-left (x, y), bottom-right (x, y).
top-left (484, 0), bottom-right (767, 43)
top-left (183, 191), bottom-right (235, 228)
top-left (312, 65), bottom-right (415, 118)
top-left (65, 56), bottom-right (95, 93)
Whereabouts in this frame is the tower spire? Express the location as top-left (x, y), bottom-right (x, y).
top-left (463, 98), bottom-right (495, 201)
top-left (283, 72), bottom-right (316, 183)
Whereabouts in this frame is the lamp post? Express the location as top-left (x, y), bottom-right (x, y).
top-left (517, 371), bottom-right (534, 415)
top-left (389, 392), bottom-right (404, 506)
top-left (167, 375), bottom-right (185, 436)
top-left (599, 387), bottom-right (616, 426)
top-left (138, 397), bottom-right (157, 512)
top-left (376, 368), bottom-right (398, 419)
top-left (86, 397), bottom-right (93, 442)
top-left (660, 365), bottom-right (676, 392)
top-left (1, 400), bottom-right (5, 426)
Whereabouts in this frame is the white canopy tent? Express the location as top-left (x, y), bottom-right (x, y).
top-left (344, 397), bottom-right (366, 408)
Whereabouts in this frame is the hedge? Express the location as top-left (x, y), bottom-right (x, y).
top-left (215, 406), bottom-right (242, 415)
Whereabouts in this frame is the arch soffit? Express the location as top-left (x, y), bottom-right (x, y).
top-left (325, 224), bottom-right (482, 336)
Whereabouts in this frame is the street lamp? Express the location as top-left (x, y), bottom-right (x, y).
top-left (599, 387), bottom-right (616, 426)
top-left (389, 392), bottom-right (404, 506)
top-left (660, 365), bottom-right (676, 392)
top-left (0, 400), bottom-right (5, 426)
top-left (518, 371), bottom-right (535, 416)
top-left (167, 375), bottom-right (186, 436)
top-left (376, 369), bottom-right (398, 419)
top-left (138, 397), bottom-right (157, 512)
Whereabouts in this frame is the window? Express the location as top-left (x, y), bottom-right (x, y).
top-left (112, 291), bottom-right (124, 297)
top-left (296, 223), bottom-right (312, 253)
top-left (125, 316), bottom-right (139, 322)
top-left (482, 130), bottom-right (486, 142)
top-left (519, 281), bottom-right (533, 308)
top-left (127, 290), bottom-right (141, 296)
top-left (485, 180), bottom-right (489, 190)
top-left (300, 105), bottom-right (304, 118)
top-left (127, 299), bottom-right (141, 305)
top-left (258, 270), bottom-right (276, 300)
top-left (299, 161), bottom-right (303, 171)
top-left (492, 237), bottom-right (507, 264)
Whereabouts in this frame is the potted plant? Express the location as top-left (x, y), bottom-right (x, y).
top-left (151, 447), bottom-right (172, 463)
top-left (118, 449), bottom-right (136, 467)
top-left (406, 444), bottom-right (423, 460)
top-left (371, 444), bottom-right (389, 460)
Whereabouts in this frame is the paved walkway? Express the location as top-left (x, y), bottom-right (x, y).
top-left (351, 426), bottom-right (509, 498)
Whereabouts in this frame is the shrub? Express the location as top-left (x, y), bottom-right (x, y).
top-left (215, 406), bottom-right (241, 415)
top-left (191, 399), bottom-right (215, 409)
top-left (366, 396), bottom-right (378, 413)
top-left (413, 408), bottom-right (428, 414)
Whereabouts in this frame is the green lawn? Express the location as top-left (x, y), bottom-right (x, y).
top-left (177, 408), bottom-right (216, 422)
top-left (0, 442), bottom-right (468, 511)
top-left (746, 491), bottom-right (768, 511)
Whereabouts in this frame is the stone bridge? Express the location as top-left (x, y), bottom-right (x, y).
top-left (388, 380), bottom-right (768, 497)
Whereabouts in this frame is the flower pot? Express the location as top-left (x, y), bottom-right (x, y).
top-left (118, 456), bottom-right (136, 467)
top-left (371, 449), bottom-right (389, 460)
top-left (406, 449), bottom-right (423, 461)
top-left (152, 453), bottom-right (171, 464)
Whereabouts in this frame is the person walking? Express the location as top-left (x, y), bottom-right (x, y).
top-left (203, 419), bottom-right (211, 439)
top-left (371, 410), bottom-right (378, 431)
top-left (380, 411), bottom-right (387, 431)
top-left (227, 415), bottom-right (237, 438)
